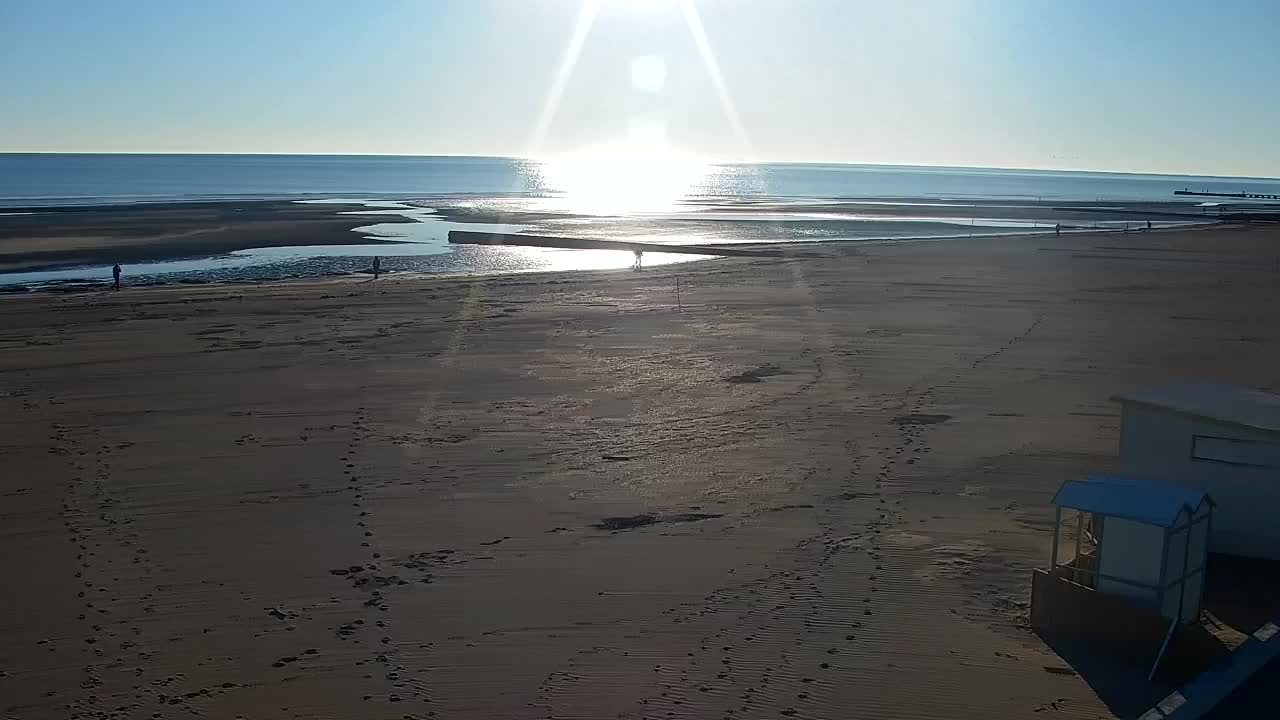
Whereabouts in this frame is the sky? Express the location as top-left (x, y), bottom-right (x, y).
top-left (1, 0), bottom-right (1278, 177)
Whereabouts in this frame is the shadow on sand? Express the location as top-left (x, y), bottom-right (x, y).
top-left (1202, 554), bottom-right (1280, 635)
top-left (1036, 625), bottom-right (1231, 718)
top-left (1037, 554), bottom-right (1280, 718)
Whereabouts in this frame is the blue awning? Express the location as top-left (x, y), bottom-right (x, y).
top-left (1052, 473), bottom-right (1213, 528)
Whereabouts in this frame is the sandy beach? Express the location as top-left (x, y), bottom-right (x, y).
top-left (1, 196), bottom-right (1218, 286)
top-left (0, 202), bottom-right (414, 273)
top-left (3, 225), bottom-right (1279, 719)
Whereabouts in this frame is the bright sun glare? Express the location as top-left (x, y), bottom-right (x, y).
top-left (527, 0), bottom-right (741, 216)
top-left (539, 145), bottom-right (711, 216)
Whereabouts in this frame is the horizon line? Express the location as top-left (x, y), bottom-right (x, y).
top-left (1, 151), bottom-right (1278, 183)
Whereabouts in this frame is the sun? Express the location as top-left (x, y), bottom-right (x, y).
top-left (526, 0), bottom-right (744, 214)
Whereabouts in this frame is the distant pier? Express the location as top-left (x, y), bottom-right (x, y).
top-left (1175, 189), bottom-right (1280, 200)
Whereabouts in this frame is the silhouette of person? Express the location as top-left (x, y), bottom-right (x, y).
top-left (1055, 224), bottom-right (1061, 237)
top-left (112, 263), bottom-right (121, 290)
top-left (1147, 220), bottom-right (1152, 232)
top-left (372, 256), bottom-right (381, 280)
top-left (632, 249), bottom-right (643, 270)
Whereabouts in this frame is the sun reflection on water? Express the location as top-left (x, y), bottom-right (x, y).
top-left (534, 145), bottom-right (715, 216)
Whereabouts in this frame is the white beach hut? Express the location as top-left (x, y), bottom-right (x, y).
top-left (1113, 382), bottom-right (1280, 560)
top-left (1050, 474), bottom-right (1212, 624)
top-left (1040, 474), bottom-right (1213, 677)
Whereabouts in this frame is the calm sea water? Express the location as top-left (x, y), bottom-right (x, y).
top-left (3, 153), bottom-right (1280, 207)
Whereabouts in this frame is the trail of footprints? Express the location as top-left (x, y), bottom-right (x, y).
top-left (530, 373), bottom-right (941, 718)
top-left (51, 415), bottom-right (225, 718)
top-left (34, 348), bottom-right (975, 718)
top-left (332, 405), bottom-right (437, 717)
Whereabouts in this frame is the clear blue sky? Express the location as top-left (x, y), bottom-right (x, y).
top-left (2, 0), bottom-right (1277, 177)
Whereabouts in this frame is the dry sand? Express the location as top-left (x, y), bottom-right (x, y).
top-left (2, 226), bottom-right (1279, 719)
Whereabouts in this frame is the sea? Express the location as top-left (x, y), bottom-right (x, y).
top-left (7, 153), bottom-right (1280, 207)
top-left (2, 153), bottom-right (1278, 289)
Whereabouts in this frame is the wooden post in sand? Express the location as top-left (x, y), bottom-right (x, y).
top-left (1049, 506), bottom-right (1062, 572)
top-left (1073, 511), bottom-right (1085, 584)
top-left (675, 275), bottom-right (682, 311)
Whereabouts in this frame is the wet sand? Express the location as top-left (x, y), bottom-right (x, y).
top-left (2, 225), bottom-right (1279, 719)
top-left (2, 197), bottom-right (1215, 277)
top-left (429, 198), bottom-right (1217, 247)
top-left (0, 201), bottom-right (414, 272)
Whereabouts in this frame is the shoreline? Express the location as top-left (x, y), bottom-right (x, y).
top-left (0, 199), bottom-right (419, 273)
top-left (0, 194), bottom-right (1226, 274)
top-left (0, 220), bottom-right (1219, 297)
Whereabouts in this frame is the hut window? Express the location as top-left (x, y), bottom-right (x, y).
top-left (1191, 435), bottom-right (1280, 468)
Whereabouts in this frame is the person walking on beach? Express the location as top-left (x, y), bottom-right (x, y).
top-left (632, 249), bottom-right (643, 270)
top-left (112, 263), bottom-right (122, 290)
top-left (372, 256), bottom-right (381, 280)
top-left (1147, 220), bottom-right (1153, 232)
top-left (1055, 224), bottom-right (1061, 237)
